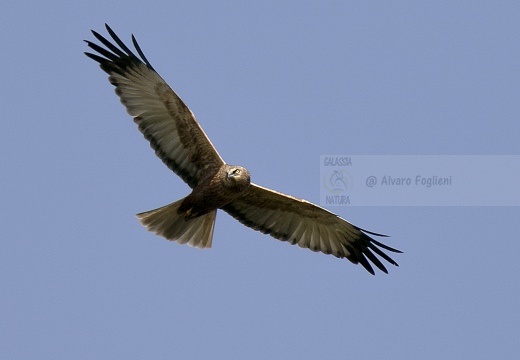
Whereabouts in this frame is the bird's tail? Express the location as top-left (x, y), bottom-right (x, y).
top-left (136, 199), bottom-right (216, 249)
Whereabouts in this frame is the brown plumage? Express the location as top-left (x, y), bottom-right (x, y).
top-left (85, 24), bottom-right (402, 275)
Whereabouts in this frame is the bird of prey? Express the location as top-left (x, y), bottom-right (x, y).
top-left (85, 24), bottom-right (402, 275)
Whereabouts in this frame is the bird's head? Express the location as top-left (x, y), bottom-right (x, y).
top-left (225, 165), bottom-right (251, 191)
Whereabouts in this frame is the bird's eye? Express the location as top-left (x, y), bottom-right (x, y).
top-left (232, 168), bottom-right (240, 175)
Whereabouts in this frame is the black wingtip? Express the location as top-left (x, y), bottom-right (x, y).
top-left (104, 23), bottom-right (116, 36)
top-left (356, 226), bottom-right (390, 238)
top-left (370, 238), bottom-right (403, 254)
top-left (132, 34), bottom-right (154, 70)
top-left (85, 24), bottom-right (157, 76)
top-left (359, 258), bottom-right (376, 275)
top-left (352, 231), bottom-right (402, 274)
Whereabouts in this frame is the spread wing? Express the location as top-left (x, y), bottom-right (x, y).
top-left (222, 184), bottom-right (402, 274)
top-left (85, 24), bottom-right (224, 188)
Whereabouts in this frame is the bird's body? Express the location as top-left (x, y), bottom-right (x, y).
top-left (85, 24), bottom-right (402, 274)
top-left (178, 164), bottom-right (250, 220)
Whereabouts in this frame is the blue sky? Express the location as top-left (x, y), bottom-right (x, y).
top-left (1, 1), bottom-right (519, 359)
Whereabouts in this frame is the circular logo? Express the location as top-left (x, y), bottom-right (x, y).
top-left (323, 169), bottom-right (353, 194)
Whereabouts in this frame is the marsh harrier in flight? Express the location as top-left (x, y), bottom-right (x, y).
top-left (85, 24), bottom-right (401, 274)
